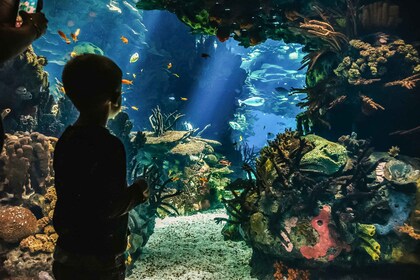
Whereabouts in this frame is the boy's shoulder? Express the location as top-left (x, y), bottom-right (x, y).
top-left (59, 125), bottom-right (123, 149)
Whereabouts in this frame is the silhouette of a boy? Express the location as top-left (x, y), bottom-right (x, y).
top-left (52, 54), bottom-right (149, 280)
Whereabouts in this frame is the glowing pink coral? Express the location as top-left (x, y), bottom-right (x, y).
top-left (300, 205), bottom-right (349, 261)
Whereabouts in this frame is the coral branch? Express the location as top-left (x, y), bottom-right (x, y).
top-left (384, 74), bottom-right (420, 90)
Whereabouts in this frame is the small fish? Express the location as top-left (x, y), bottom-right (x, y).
top-left (131, 106), bottom-right (139, 111)
top-left (219, 159), bottom-right (231, 166)
top-left (122, 79), bottom-right (133, 85)
top-left (167, 62), bottom-right (172, 69)
top-left (70, 28), bottom-right (80, 42)
top-left (132, 73), bottom-right (136, 78)
top-left (58, 30), bottom-right (71, 44)
top-left (173, 73), bottom-right (180, 78)
top-left (168, 96), bottom-right (175, 101)
top-left (199, 177), bottom-right (209, 183)
top-left (263, 125), bottom-right (266, 130)
top-left (60, 87), bottom-right (66, 94)
top-left (275, 87), bottom-right (289, 94)
top-left (201, 53), bottom-right (211, 59)
top-left (171, 177), bottom-right (180, 181)
top-left (239, 135), bottom-right (243, 141)
top-left (238, 97), bottom-right (265, 107)
top-left (129, 52), bottom-right (139, 63)
top-left (229, 121), bottom-right (242, 130)
top-left (120, 36), bottom-right (128, 44)
top-left (70, 51), bottom-right (78, 58)
top-left (267, 132), bottom-right (275, 140)
top-left (180, 97), bottom-right (188, 101)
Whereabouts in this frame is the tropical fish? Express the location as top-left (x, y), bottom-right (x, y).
top-left (122, 79), bottom-right (133, 85)
top-left (229, 121), bottom-right (242, 130)
top-left (58, 30), bottom-right (71, 44)
top-left (275, 87), bottom-right (290, 94)
top-left (167, 62), bottom-right (172, 69)
top-left (171, 177), bottom-right (180, 181)
top-left (132, 73), bottom-right (136, 78)
top-left (131, 106), bottom-right (139, 111)
top-left (70, 51), bottom-right (78, 58)
top-left (173, 73), bottom-right (180, 78)
top-left (201, 53), bottom-right (211, 59)
top-left (168, 96), bottom-right (175, 101)
top-left (70, 28), bottom-right (80, 42)
top-left (267, 132), bottom-right (275, 140)
top-left (180, 97), bottom-right (188, 101)
top-left (129, 52), bottom-right (139, 63)
top-left (120, 36), bottom-right (128, 44)
top-left (239, 135), bottom-right (243, 141)
top-left (238, 97), bottom-right (265, 107)
top-left (219, 159), bottom-right (231, 166)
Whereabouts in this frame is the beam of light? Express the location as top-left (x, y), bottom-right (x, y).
top-left (183, 38), bottom-right (241, 139)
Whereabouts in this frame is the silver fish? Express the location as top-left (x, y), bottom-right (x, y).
top-left (238, 97), bottom-right (265, 107)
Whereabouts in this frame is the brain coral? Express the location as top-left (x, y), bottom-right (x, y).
top-left (0, 206), bottom-right (38, 243)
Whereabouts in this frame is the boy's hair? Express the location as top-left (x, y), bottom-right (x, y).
top-left (62, 54), bottom-right (122, 111)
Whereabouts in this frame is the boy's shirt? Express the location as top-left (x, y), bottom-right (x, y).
top-left (53, 125), bottom-right (143, 256)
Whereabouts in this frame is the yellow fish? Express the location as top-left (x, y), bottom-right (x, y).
top-left (167, 62), bottom-right (172, 69)
top-left (239, 135), bottom-right (243, 141)
top-left (173, 73), bottom-right (180, 78)
top-left (70, 28), bottom-right (80, 42)
top-left (120, 36), bottom-right (128, 44)
top-left (133, 73), bottom-right (136, 78)
top-left (129, 52), bottom-right (139, 63)
top-left (131, 106), bottom-right (139, 111)
top-left (180, 97), bottom-right (188, 101)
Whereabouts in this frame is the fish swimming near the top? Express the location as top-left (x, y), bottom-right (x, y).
top-left (120, 36), bottom-right (128, 44)
top-left (70, 28), bottom-right (80, 42)
top-left (58, 30), bottom-right (71, 44)
top-left (238, 97), bottom-right (265, 107)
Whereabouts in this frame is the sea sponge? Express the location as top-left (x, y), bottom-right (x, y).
top-left (0, 206), bottom-right (38, 243)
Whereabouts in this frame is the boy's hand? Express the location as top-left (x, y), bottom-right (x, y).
top-left (134, 178), bottom-right (149, 202)
top-left (19, 11), bottom-right (48, 38)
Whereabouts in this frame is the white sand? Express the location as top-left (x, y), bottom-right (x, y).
top-left (127, 210), bottom-right (257, 280)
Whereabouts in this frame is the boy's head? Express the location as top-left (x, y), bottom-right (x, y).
top-left (62, 54), bottom-right (122, 114)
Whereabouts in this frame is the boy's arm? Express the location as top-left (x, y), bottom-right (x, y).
top-left (100, 138), bottom-right (149, 218)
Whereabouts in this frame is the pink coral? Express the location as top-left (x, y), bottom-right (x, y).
top-left (300, 205), bottom-right (350, 261)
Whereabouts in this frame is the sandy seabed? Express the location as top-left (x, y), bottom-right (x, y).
top-left (127, 209), bottom-right (257, 280)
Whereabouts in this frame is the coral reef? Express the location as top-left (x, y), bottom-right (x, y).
top-left (219, 130), bottom-right (420, 276)
top-left (0, 132), bottom-right (56, 205)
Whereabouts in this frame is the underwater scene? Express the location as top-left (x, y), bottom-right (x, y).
top-left (0, 0), bottom-right (420, 279)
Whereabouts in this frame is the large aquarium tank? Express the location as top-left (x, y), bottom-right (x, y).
top-left (1, 0), bottom-right (420, 279)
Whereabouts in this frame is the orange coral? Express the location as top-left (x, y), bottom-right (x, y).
top-left (385, 73), bottom-right (420, 90)
top-left (274, 261), bottom-right (310, 280)
top-left (360, 95), bottom-right (385, 115)
top-left (398, 224), bottom-right (420, 240)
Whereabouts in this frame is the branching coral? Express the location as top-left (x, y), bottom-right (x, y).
top-left (299, 19), bottom-right (348, 52)
top-left (398, 224), bottom-right (420, 240)
top-left (385, 73), bottom-right (420, 90)
top-left (149, 106), bottom-right (185, 137)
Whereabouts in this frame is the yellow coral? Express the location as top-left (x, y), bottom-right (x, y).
top-left (361, 243), bottom-right (380, 261)
top-left (357, 223), bottom-right (376, 236)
